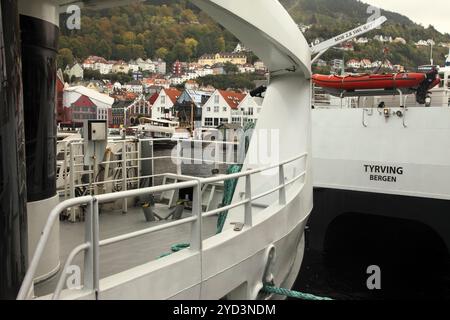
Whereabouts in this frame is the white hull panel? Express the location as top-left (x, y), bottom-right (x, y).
top-left (313, 107), bottom-right (450, 200)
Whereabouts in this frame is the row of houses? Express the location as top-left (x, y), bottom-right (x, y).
top-left (64, 56), bottom-right (168, 80)
top-left (314, 58), bottom-right (402, 72)
top-left (82, 56), bottom-right (167, 75)
top-left (312, 35), bottom-right (448, 47)
top-left (131, 87), bottom-right (262, 129)
top-left (169, 59), bottom-right (267, 86)
top-left (345, 59), bottom-right (402, 71)
top-left (58, 72), bottom-right (262, 131)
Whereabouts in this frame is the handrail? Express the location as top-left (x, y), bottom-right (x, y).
top-left (201, 153), bottom-right (307, 185)
top-left (17, 196), bottom-right (92, 300)
top-left (99, 216), bottom-right (197, 247)
top-left (53, 243), bottom-right (90, 300)
top-left (18, 151), bottom-right (308, 300)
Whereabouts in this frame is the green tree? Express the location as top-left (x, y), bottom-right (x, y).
top-left (155, 47), bottom-right (169, 59)
top-left (224, 62), bottom-right (239, 75)
top-left (57, 48), bottom-right (74, 69)
top-left (96, 39), bottom-right (112, 59)
top-left (216, 36), bottom-right (226, 52)
top-left (184, 37), bottom-right (199, 58)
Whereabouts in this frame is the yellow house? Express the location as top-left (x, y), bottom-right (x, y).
top-left (198, 52), bottom-right (247, 66)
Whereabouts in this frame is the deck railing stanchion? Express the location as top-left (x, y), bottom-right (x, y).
top-left (137, 139), bottom-right (142, 188)
top-left (70, 143), bottom-right (75, 199)
top-left (92, 197), bottom-right (100, 299)
top-left (176, 140), bottom-right (182, 175)
top-left (245, 174), bottom-right (253, 227)
top-left (279, 164), bottom-right (286, 205)
top-left (83, 198), bottom-right (95, 292)
top-left (64, 141), bottom-right (69, 200)
top-left (122, 140), bottom-right (128, 213)
top-left (215, 141), bottom-right (220, 171)
top-left (190, 181), bottom-right (203, 252)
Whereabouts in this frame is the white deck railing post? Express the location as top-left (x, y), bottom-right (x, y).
top-left (64, 141), bottom-right (69, 200)
top-left (70, 143), bottom-right (75, 199)
top-left (137, 139), bottom-right (142, 188)
top-left (279, 164), bottom-right (286, 205)
top-left (176, 140), bottom-right (182, 175)
top-left (245, 174), bottom-right (253, 227)
top-left (190, 181), bottom-right (203, 252)
top-left (83, 198), bottom-right (95, 291)
top-left (92, 197), bottom-right (100, 299)
top-left (122, 140), bottom-right (128, 213)
top-left (214, 141), bottom-right (220, 171)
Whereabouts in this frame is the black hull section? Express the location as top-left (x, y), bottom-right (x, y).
top-left (20, 14), bottom-right (58, 202)
top-left (0, 0), bottom-right (28, 300)
top-left (296, 187), bottom-right (450, 299)
top-left (308, 187), bottom-right (450, 253)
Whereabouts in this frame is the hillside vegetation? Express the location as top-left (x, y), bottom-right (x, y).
top-left (58, 0), bottom-right (450, 69)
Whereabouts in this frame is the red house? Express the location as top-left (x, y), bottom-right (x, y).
top-left (65, 95), bottom-right (98, 124)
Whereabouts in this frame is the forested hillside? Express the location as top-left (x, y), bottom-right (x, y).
top-left (58, 0), bottom-right (450, 69)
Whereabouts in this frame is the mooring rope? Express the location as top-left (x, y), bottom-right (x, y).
top-left (262, 285), bottom-right (333, 301)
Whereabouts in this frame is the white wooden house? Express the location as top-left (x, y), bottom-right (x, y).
top-left (202, 90), bottom-right (262, 128)
top-left (151, 88), bottom-right (181, 120)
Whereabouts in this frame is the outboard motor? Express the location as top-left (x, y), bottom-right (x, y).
top-left (416, 65), bottom-right (440, 104)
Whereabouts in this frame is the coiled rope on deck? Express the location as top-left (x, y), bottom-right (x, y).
top-left (262, 285), bottom-right (333, 301)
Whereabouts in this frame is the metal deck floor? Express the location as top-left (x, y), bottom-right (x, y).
top-left (34, 205), bottom-right (218, 297)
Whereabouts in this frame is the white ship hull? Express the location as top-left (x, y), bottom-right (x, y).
top-left (310, 105), bottom-right (450, 251)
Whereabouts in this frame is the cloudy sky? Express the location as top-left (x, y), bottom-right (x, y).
top-left (362, 0), bottom-right (450, 34)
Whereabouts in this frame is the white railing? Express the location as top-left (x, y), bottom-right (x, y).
top-left (57, 138), bottom-right (241, 215)
top-left (19, 145), bottom-right (307, 300)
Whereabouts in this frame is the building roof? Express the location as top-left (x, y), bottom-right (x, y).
top-left (164, 88), bottom-right (181, 104)
top-left (178, 89), bottom-right (213, 107)
top-left (72, 95), bottom-right (96, 108)
top-left (218, 90), bottom-right (246, 110)
top-left (148, 92), bottom-right (159, 105)
top-left (65, 86), bottom-right (115, 106)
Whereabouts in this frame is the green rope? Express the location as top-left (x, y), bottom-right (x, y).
top-left (262, 285), bottom-right (333, 301)
top-left (216, 164), bottom-right (243, 234)
top-left (159, 243), bottom-right (190, 258)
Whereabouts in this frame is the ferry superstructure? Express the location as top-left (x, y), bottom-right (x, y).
top-left (0, 0), bottom-right (314, 300)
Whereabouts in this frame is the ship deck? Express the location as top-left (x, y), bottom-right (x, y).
top-left (34, 204), bottom-right (219, 297)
